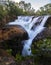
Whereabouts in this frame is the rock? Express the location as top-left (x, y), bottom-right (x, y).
top-left (0, 49), bottom-right (10, 57)
top-left (33, 27), bottom-right (51, 42)
top-left (0, 25), bottom-right (28, 42)
top-left (0, 57), bottom-right (16, 65)
top-left (0, 25), bottom-right (28, 56)
top-left (33, 16), bottom-right (51, 42)
top-left (0, 49), bottom-right (17, 65)
top-left (44, 16), bottom-right (51, 27)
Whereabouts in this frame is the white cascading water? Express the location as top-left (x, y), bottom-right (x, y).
top-left (8, 15), bottom-right (49, 56)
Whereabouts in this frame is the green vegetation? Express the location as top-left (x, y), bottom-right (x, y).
top-left (32, 38), bottom-right (51, 57)
top-left (5, 38), bottom-right (51, 65)
top-left (0, 1), bottom-right (51, 28)
top-left (0, 2), bottom-right (24, 28)
top-left (36, 3), bottom-right (51, 15)
top-left (15, 38), bottom-right (51, 65)
top-left (6, 49), bottom-right (12, 55)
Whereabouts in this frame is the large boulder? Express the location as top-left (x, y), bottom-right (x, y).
top-left (0, 25), bottom-right (28, 56)
top-left (0, 25), bottom-right (28, 42)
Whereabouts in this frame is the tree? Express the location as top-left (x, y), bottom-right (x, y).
top-left (27, 3), bottom-right (31, 11)
top-left (44, 3), bottom-right (51, 14)
top-left (24, 3), bottom-right (31, 11)
top-left (44, 3), bottom-right (51, 10)
top-left (36, 3), bottom-right (51, 15)
top-left (19, 1), bottom-right (31, 12)
top-left (19, 1), bottom-right (25, 10)
top-left (40, 7), bottom-right (44, 11)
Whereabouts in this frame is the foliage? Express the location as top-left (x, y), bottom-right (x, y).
top-left (0, 5), bottom-right (7, 20)
top-left (15, 54), bottom-right (35, 65)
top-left (36, 3), bottom-right (51, 15)
top-left (6, 2), bottom-right (24, 16)
top-left (0, 5), bottom-right (8, 28)
top-left (32, 38), bottom-right (51, 57)
top-left (19, 1), bottom-right (31, 11)
top-left (0, 1), bottom-right (51, 28)
top-left (15, 54), bottom-right (23, 62)
top-left (6, 49), bottom-right (12, 55)
top-left (0, 2), bottom-right (24, 28)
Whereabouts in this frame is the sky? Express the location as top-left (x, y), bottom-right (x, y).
top-left (12, 0), bottom-right (51, 11)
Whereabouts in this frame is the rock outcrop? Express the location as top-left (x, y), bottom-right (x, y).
top-left (33, 27), bottom-right (51, 42)
top-left (44, 16), bottom-right (51, 27)
top-left (0, 25), bottom-right (28, 43)
top-left (0, 25), bottom-right (28, 56)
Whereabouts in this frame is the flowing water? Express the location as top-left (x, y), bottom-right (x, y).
top-left (8, 15), bottom-right (49, 56)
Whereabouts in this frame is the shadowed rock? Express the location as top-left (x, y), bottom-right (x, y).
top-left (44, 16), bottom-right (51, 27)
top-left (33, 27), bottom-right (51, 42)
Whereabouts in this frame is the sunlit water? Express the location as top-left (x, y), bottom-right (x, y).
top-left (8, 15), bottom-right (49, 56)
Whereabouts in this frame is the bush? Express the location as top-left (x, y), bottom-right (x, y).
top-left (32, 38), bottom-right (51, 57)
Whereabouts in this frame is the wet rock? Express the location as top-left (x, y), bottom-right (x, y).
top-left (44, 16), bottom-right (51, 27)
top-left (33, 27), bottom-right (51, 41)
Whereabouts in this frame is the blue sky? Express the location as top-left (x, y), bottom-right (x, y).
top-left (13, 0), bottom-right (51, 11)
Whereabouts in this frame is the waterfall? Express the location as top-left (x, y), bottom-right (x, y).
top-left (8, 15), bottom-right (49, 56)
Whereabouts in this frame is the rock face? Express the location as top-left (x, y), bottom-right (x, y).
top-left (0, 25), bottom-right (28, 42)
top-left (44, 16), bottom-right (51, 27)
top-left (33, 27), bottom-right (51, 41)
